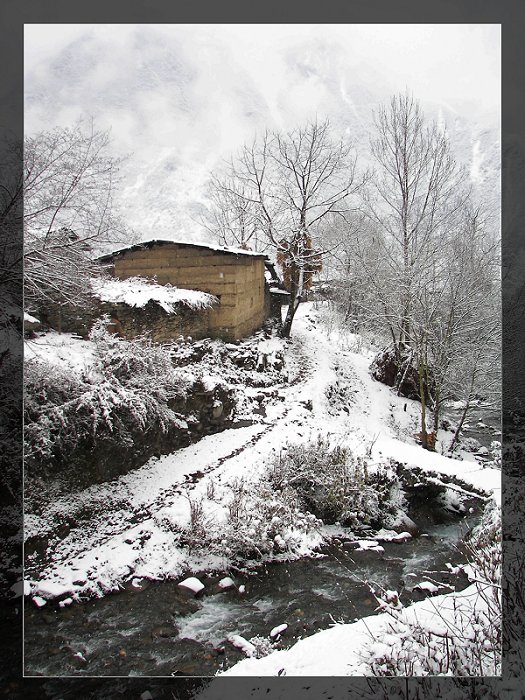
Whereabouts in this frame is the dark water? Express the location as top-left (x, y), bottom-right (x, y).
top-left (24, 511), bottom-right (479, 678)
top-left (445, 404), bottom-right (501, 452)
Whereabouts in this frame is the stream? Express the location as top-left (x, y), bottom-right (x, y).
top-left (446, 404), bottom-right (501, 452)
top-left (24, 506), bottom-right (481, 678)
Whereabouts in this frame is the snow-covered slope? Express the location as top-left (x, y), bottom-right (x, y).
top-left (23, 303), bottom-right (500, 605)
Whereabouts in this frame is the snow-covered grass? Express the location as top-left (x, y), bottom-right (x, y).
top-left (23, 302), bottom-right (501, 677)
top-left (24, 329), bottom-right (96, 373)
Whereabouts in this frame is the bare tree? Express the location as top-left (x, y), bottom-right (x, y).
top-left (200, 174), bottom-right (264, 251)
top-left (23, 120), bottom-right (128, 310)
top-left (209, 119), bottom-right (366, 337)
top-left (320, 96), bottom-right (499, 452)
top-left (365, 93), bottom-right (468, 358)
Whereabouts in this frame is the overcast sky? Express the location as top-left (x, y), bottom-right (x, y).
top-left (24, 24), bottom-right (500, 114)
top-left (24, 24), bottom-right (500, 239)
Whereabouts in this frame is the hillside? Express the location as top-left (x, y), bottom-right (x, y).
top-left (24, 26), bottom-right (500, 245)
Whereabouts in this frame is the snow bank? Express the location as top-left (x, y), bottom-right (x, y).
top-left (219, 583), bottom-right (493, 676)
top-left (91, 276), bottom-right (217, 313)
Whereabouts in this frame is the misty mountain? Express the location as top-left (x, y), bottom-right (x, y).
top-left (24, 26), bottom-right (500, 244)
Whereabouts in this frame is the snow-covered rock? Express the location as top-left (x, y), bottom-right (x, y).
top-left (375, 529), bottom-right (412, 543)
top-left (228, 634), bottom-right (256, 657)
top-left (270, 623), bottom-right (288, 639)
top-left (218, 576), bottom-right (235, 590)
top-left (178, 576), bottom-right (205, 594)
top-left (33, 580), bottom-right (69, 599)
top-left (354, 540), bottom-right (384, 553)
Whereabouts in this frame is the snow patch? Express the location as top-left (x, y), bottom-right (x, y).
top-left (91, 276), bottom-right (217, 313)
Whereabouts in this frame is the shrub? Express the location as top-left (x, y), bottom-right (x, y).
top-left (265, 435), bottom-right (404, 528)
top-left (248, 635), bottom-right (278, 658)
top-left (176, 477), bottom-right (321, 560)
top-left (24, 320), bottom-right (192, 464)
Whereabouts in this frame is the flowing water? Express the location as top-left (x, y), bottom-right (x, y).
top-left (447, 404), bottom-right (501, 451)
top-left (24, 507), bottom-right (480, 677)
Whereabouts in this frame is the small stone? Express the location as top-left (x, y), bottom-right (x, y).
top-left (218, 576), bottom-right (235, 590)
top-left (178, 577), bottom-right (205, 595)
top-left (151, 625), bottom-right (178, 639)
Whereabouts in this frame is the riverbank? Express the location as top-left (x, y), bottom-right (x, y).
top-left (22, 302), bottom-right (501, 676)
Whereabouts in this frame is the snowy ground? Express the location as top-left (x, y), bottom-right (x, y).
top-left (214, 581), bottom-right (496, 677)
top-left (22, 302), bottom-right (501, 675)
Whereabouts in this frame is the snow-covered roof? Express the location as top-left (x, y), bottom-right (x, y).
top-left (90, 276), bottom-right (218, 314)
top-left (97, 239), bottom-right (268, 262)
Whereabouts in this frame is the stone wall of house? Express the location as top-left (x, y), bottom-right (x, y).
top-left (37, 298), bottom-right (213, 342)
top-left (107, 242), bottom-right (269, 340)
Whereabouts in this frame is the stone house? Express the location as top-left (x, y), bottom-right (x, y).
top-left (96, 239), bottom-right (282, 342)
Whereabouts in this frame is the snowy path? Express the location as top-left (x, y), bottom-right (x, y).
top-left (24, 304), bottom-right (500, 604)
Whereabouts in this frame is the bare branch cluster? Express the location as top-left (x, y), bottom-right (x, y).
top-left (208, 119), bottom-right (367, 336)
top-left (23, 120), bottom-right (129, 309)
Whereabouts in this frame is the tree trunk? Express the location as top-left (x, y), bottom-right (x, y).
top-left (449, 399), bottom-right (470, 454)
top-left (432, 389), bottom-right (441, 435)
top-left (418, 354), bottom-right (430, 450)
top-left (280, 250), bottom-right (305, 338)
top-left (281, 295), bottom-right (300, 338)
top-left (449, 365), bottom-right (478, 454)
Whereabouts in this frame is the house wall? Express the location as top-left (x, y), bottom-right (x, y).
top-left (38, 298), bottom-right (213, 342)
top-left (109, 243), bottom-right (267, 340)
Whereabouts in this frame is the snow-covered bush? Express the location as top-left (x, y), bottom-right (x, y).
top-left (486, 440), bottom-right (501, 469)
top-left (178, 477), bottom-right (321, 560)
top-left (247, 635), bottom-right (278, 659)
top-left (24, 320), bottom-right (192, 463)
top-left (265, 435), bottom-right (404, 528)
top-left (362, 501), bottom-right (501, 676)
top-left (220, 478), bottom-right (320, 559)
